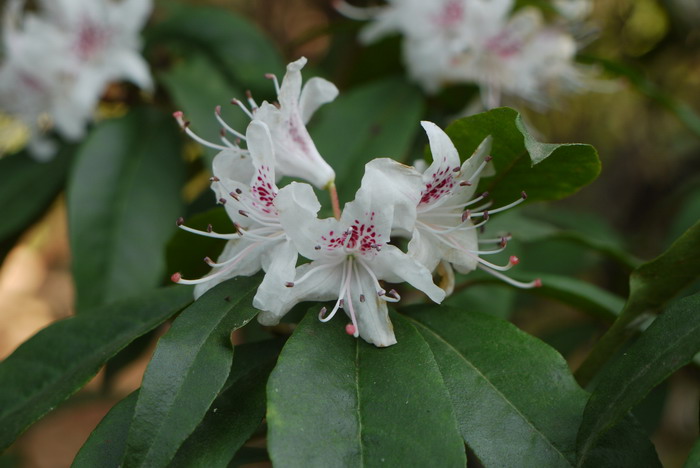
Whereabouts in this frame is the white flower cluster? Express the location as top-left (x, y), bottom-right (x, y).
top-left (0, 0), bottom-right (153, 160)
top-left (173, 58), bottom-right (539, 347)
top-left (337, 0), bottom-right (595, 109)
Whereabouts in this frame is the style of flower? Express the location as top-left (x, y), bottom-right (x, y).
top-left (172, 120), bottom-right (301, 314)
top-left (447, 7), bottom-right (587, 109)
top-left (0, 0), bottom-right (153, 159)
top-left (262, 168), bottom-right (445, 347)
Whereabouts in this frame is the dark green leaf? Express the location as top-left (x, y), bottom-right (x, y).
top-left (445, 107), bottom-right (601, 206)
top-left (74, 340), bottom-right (282, 468)
top-left (159, 54), bottom-right (246, 167)
top-left (684, 437), bottom-right (700, 468)
top-left (122, 275), bottom-right (261, 468)
top-left (577, 294), bottom-right (700, 463)
top-left (0, 286), bottom-right (192, 450)
top-left (267, 310), bottom-right (466, 467)
top-left (147, 5), bottom-right (283, 93)
top-left (576, 220), bottom-right (700, 384)
top-left (172, 339), bottom-right (284, 468)
top-left (310, 77), bottom-right (425, 204)
top-left (68, 108), bottom-right (185, 312)
top-left (72, 392), bottom-right (137, 468)
top-left (402, 305), bottom-right (660, 468)
top-left (0, 145), bottom-right (73, 243)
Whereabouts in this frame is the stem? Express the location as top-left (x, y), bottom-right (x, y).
top-left (328, 181), bottom-right (341, 220)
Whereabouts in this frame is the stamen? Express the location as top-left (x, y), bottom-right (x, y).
top-left (245, 90), bottom-right (259, 110)
top-left (476, 192), bottom-right (527, 216)
top-left (265, 73), bottom-right (281, 95)
top-left (173, 111), bottom-right (230, 151)
top-left (476, 255), bottom-right (514, 272)
top-left (231, 98), bottom-right (254, 119)
top-left (285, 282), bottom-right (294, 287)
top-left (345, 323), bottom-right (357, 336)
top-left (478, 264), bottom-right (542, 289)
top-left (214, 106), bottom-right (246, 140)
top-left (177, 223), bottom-right (239, 240)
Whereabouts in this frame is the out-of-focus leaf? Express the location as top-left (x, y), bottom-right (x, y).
top-left (684, 438), bottom-right (700, 468)
top-left (0, 145), bottom-right (73, 244)
top-left (0, 286), bottom-right (192, 450)
top-left (582, 56), bottom-right (700, 139)
top-left (266, 310), bottom-right (466, 467)
top-left (146, 5), bottom-right (283, 93)
top-left (68, 108), bottom-right (185, 313)
top-left (530, 274), bottom-right (625, 322)
top-left (577, 294), bottom-right (700, 463)
top-left (403, 305), bottom-right (660, 468)
top-left (166, 207), bottom-right (230, 280)
top-left (310, 77), bottom-right (425, 204)
top-left (172, 339), bottom-right (283, 468)
top-left (445, 107), bottom-right (601, 206)
top-left (159, 54), bottom-right (246, 167)
top-left (577, 220), bottom-right (700, 384)
top-left (122, 275), bottom-right (261, 468)
top-left (74, 340), bottom-right (282, 468)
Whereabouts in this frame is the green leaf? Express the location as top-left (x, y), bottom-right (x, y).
top-left (67, 108), bottom-right (185, 312)
top-left (159, 53), bottom-right (246, 167)
top-left (74, 340), bottom-right (282, 468)
top-left (146, 5), bottom-right (283, 93)
top-left (529, 274), bottom-right (625, 322)
top-left (0, 286), bottom-right (192, 450)
top-left (310, 77), bottom-right (425, 204)
top-left (577, 293), bottom-right (700, 463)
top-left (402, 305), bottom-right (660, 468)
top-left (166, 207), bottom-right (230, 280)
top-left (122, 275), bottom-right (261, 468)
top-left (267, 310), bottom-right (466, 467)
top-left (445, 107), bottom-right (601, 206)
top-left (684, 437), bottom-right (700, 468)
top-left (171, 339), bottom-right (283, 467)
top-left (72, 392), bottom-right (137, 468)
top-left (576, 220), bottom-right (700, 384)
top-left (0, 145), bottom-right (73, 244)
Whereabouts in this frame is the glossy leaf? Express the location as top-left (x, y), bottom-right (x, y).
top-left (577, 293), bottom-right (700, 463)
top-left (445, 107), bottom-right (601, 206)
top-left (172, 339), bottom-right (284, 467)
top-left (267, 310), bottom-right (466, 467)
top-left (402, 305), bottom-right (660, 468)
top-left (122, 275), bottom-right (262, 468)
top-left (147, 5), bottom-right (283, 93)
top-left (159, 54), bottom-right (246, 166)
top-left (74, 340), bottom-right (282, 468)
top-left (576, 220), bottom-right (700, 384)
top-left (68, 108), bottom-right (185, 312)
top-left (310, 77), bottom-right (425, 204)
top-left (0, 286), bottom-right (192, 450)
top-left (0, 145), bottom-right (72, 243)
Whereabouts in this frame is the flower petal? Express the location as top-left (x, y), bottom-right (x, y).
top-left (275, 182), bottom-right (328, 260)
top-left (253, 239), bottom-right (299, 323)
top-left (298, 77), bottom-right (338, 125)
top-left (350, 266), bottom-right (397, 347)
top-left (193, 238), bottom-right (265, 299)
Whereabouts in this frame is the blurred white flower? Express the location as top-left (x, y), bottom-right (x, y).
top-left (0, 0), bottom-right (153, 159)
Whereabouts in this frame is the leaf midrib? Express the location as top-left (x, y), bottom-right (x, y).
top-left (405, 316), bottom-right (574, 467)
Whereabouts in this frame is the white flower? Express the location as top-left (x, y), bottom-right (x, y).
top-left (260, 165), bottom-right (445, 347)
top-left (0, 0), bottom-right (153, 159)
top-left (172, 121), bottom-right (301, 315)
top-left (367, 121), bottom-right (540, 292)
top-left (447, 7), bottom-right (588, 109)
top-left (337, 0), bottom-right (513, 93)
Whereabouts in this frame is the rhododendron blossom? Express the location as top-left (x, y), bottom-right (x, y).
top-left (0, 0), bottom-right (153, 159)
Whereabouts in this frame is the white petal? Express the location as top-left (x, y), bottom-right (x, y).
top-left (253, 239), bottom-right (299, 323)
top-left (407, 228), bottom-right (444, 273)
top-left (275, 182), bottom-right (327, 259)
top-left (359, 158), bottom-right (422, 237)
top-left (442, 225), bottom-right (479, 273)
top-left (421, 121), bottom-right (461, 175)
top-left (350, 268), bottom-right (396, 347)
top-left (367, 244), bottom-right (445, 303)
top-left (277, 57), bottom-right (306, 110)
top-left (298, 77), bottom-right (338, 125)
top-left (109, 48), bottom-right (153, 92)
top-left (246, 120), bottom-right (276, 180)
